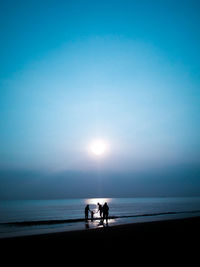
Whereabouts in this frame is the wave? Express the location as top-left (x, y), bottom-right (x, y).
top-left (1, 210), bottom-right (200, 227)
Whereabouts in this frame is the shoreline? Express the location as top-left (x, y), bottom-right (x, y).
top-left (1, 215), bottom-right (200, 243)
top-left (2, 209), bottom-right (200, 226)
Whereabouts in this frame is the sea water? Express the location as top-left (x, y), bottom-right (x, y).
top-left (0, 197), bottom-right (200, 238)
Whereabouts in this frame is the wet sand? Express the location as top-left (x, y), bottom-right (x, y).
top-left (1, 216), bottom-right (200, 262)
top-left (1, 217), bottom-right (200, 246)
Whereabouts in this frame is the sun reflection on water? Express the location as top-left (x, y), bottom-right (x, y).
top-left (84, 198), bottom-right (112, 205)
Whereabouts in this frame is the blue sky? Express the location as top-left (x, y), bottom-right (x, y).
top-left (0, 0), bottom-right (200, 175)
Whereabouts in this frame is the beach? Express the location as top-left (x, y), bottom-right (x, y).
top-left (1, 216), bottom-right (199, 259)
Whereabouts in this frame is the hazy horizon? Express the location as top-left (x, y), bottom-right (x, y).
top-left (0, 164), bottom-right (200, 200)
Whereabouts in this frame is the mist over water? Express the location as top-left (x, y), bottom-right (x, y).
top-left (0, 167), bottom-right (200, 200)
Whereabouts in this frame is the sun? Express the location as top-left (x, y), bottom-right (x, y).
top-left (89, 139), bottom-right (108, 156)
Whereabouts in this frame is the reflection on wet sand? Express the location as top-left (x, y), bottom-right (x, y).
top-left (84, 218), bottom-right (116, 229)
top-left (85, 222), bottom-right (89, 229)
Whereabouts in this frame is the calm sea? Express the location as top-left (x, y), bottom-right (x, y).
top-left (1, 197), bottom-right (200, 238)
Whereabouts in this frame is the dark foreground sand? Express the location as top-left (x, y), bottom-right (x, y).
top-left (1, 217), bottom-right (200, 262)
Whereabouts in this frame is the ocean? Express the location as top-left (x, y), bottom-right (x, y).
top-left (1, 197), bottom-right (200, 238)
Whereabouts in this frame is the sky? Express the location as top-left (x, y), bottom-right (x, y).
top-left (0, 0), bottom-right (200, 199)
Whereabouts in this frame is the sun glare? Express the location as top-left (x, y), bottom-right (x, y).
top-left (84, 198), bottom-right (111, 205)
top-left (89, 139), bottom-right (108, 156)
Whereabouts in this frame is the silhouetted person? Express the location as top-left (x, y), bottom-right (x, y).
top-left (85, 204), bottom-right (90, 221)
top-left (97, 203), bottom-right (103, 218)
top-left (90, 210), bottom-right (94, 221)
top-left (102, 202), bottom-right (109, 223)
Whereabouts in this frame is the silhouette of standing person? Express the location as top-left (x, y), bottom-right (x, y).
top-left (90, 210), bottom-right (94, 222)
top-left (97, 203), bottom-right (103, 218)
top-left (85, 204), bottom-right (90, 221)
top-left (102, 202), bottom-right (109, 223)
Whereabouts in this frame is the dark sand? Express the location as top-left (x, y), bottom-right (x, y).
top-left (1, 217), bottom-right (200, 262)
